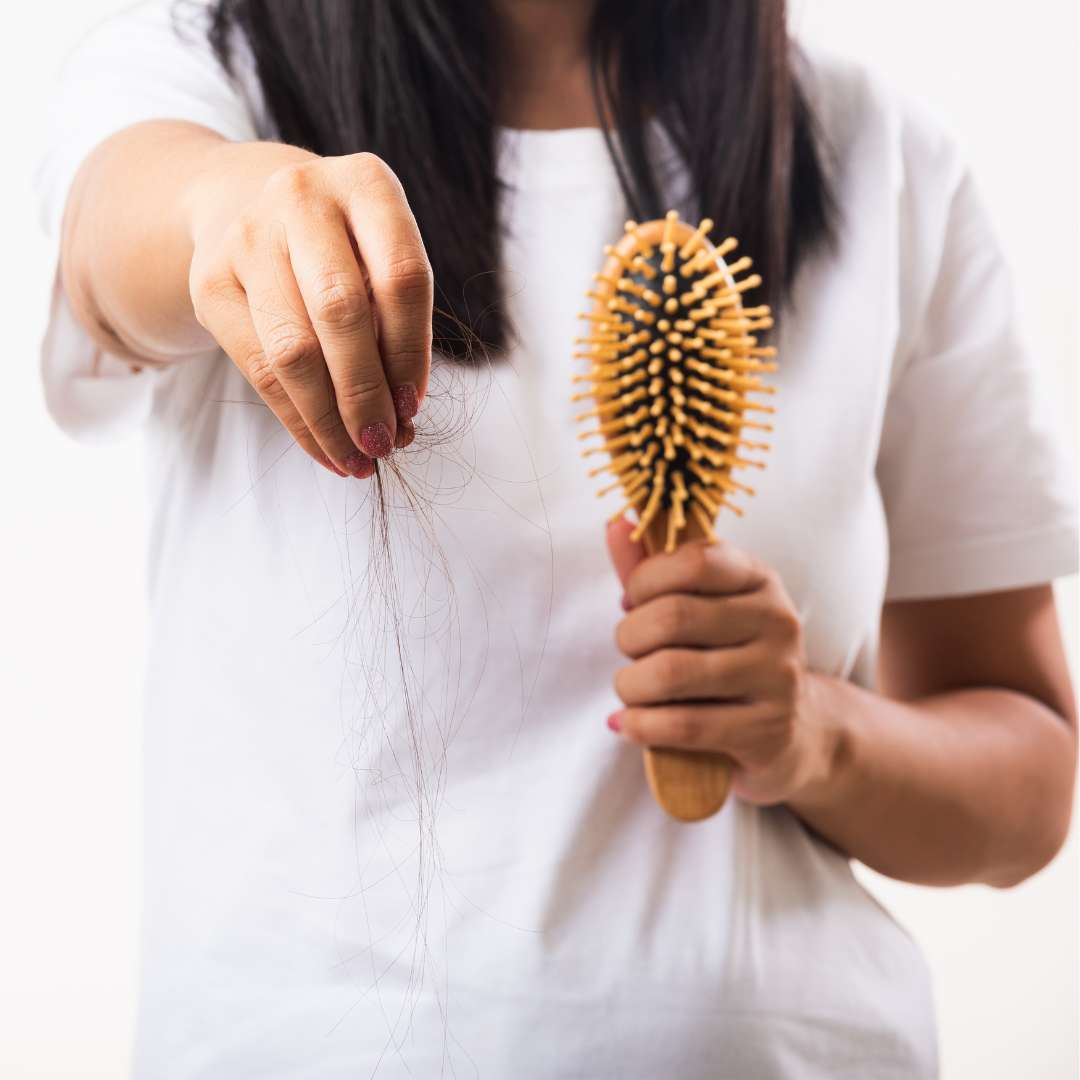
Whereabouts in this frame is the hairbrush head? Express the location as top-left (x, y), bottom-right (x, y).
top-left (574, 211), bottom-right (776, 555)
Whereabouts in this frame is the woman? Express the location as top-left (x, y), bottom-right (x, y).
top-left (38, 0), bottom-right (1077, 1076)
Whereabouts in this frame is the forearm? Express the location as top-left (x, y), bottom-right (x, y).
top-left (791, 676), bottom-right (1077, 887)
top-left (61, 120), bottom-right (313, 364)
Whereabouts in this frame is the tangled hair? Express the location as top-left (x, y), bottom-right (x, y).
top-left (208, 0), bottom-right (834, 360)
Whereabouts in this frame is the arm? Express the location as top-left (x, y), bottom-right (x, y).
top-left (607, 520), bottom-right (1077, 888)
top-left (61, 119), bottom-right (432, 472)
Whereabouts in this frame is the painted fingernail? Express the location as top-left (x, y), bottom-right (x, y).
top-left (607, 713), bottom-right (622, 733)
top-left (361, 421), bottom-right (393, 459)
top-left (394, 418), bottom-right (415, 449)
top-left (391, 384), bottom-right (420, 420)
top-left (344, 450), bottom-right (374, 479)
top-left (323, 455), bottom-right (347, 478)
top-left (621, 593), bottom-right (632, 612)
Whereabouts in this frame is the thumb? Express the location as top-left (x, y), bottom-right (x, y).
top-left (607, 516), bottom-right (647, 590)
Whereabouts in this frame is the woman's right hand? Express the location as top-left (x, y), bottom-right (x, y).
top-left (187, 147), bottom-right (433, 478)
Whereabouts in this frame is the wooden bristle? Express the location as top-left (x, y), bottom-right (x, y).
top-left (574, 213), bottom-right (775, 548)
top-left (624, 220), bottom-right (655, 259)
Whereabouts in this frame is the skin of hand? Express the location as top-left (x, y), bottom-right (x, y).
top-left (63, 122), bottom-right (433, 475)
top-left (606, 517), bottom-right (1078, 888)
top-left (608, 519), bottom-right (829, 807)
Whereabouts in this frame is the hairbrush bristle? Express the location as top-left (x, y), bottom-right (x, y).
top-left (574, 213), bottom-right (776, 553)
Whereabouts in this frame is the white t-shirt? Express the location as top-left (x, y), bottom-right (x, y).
top-left (37, 4), bottom-right (1078, 1078)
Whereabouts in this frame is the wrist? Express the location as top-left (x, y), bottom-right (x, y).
top-left (184, 140), bottom-right (317, 251)
top-left (787, 672), bottom-right (857, 812)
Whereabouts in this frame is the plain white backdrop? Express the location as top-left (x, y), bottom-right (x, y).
top-left (1, 1), bottom-right (1076, 1077)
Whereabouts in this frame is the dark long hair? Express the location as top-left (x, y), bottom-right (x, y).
top-left (208, 0), bottom-right (833, 360)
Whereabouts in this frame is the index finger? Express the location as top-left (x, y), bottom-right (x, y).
top-left (338, 154), bottom-right (432, 408)
top-left (625, 539), bottom-right (767, 608)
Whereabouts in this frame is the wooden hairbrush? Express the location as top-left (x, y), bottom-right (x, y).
top-left (574, 211), bottom-right (776, 822)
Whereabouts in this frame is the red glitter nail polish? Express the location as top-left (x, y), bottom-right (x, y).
top-left (394, 418), bottom-right (415, 449)
top-left (323, 456), bottom-right (347, 478)
top-left (344, 450), bottom-right (374, 479)
top-left (361, 421), bottom-right (393, 459)
top-left (391, 384), bottom-right (419, 420)
top-left (607, 713), bottom-right (622, 733)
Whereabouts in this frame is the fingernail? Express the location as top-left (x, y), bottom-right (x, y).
top-left (323, 455), bottom-right (347, 478)
top-left (394, 418), bottom-right (415, 449)
top-left (391, 384), bottom-right (420, 420)
top-left (621, 593), bottom-right (632, 612)
top-left (607, 713), bottom-right (622, 733)
top-left (344, 450), bottom-right (374, 479)
top-left (361, 421), bottom-right (393, 459)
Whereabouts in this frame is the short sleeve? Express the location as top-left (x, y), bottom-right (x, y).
top-left (34, 0), bottom-right (264, 441)
top-left (878, 171), bottom-right (1078, 600)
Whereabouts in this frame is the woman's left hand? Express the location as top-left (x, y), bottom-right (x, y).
top-left (606, 517), bottom-right (837, 806)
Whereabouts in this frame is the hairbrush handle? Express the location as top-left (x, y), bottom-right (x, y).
top-left (643, 747), bottom-right (735, 822)
top-left (641, 510), bottom-right (735, 822)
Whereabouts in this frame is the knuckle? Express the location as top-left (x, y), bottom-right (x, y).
top-left (681, 542), bottom-right (711, 581)
top-left (774, 657), bottom-right (802, 699)
top-left (310, 276), bottom-right (369, 331)
top-left (761, 564), bottom-right (785, 594)
top-left (308, 411), bottom-right (353, 448)
top-left (710, 537), bottom-right (734, 559)
top-left (769, 603), bottom-right (801, 641)
top-left (655, 649), bottom-right (689, 692)
top-left (189, 276), bottom-right (211, 317)
top-left (220, 210), bottom-right (267, 260)
top-left (378, 249), bottom-right (434, 300)
top-left (264, 322), bottom-right (321, 376)
top-left (771, 710), bottom-right (798, 752)
top-left (266, 161), bottom-right (317, 203)
top-left (388, 345), bottom-right (433, 379)
top-left (656, 595), bottom-right (691, 638)
top-left (669, 710), bottom-right (703, 745)
top-left (751, 717), bottom-right (794, 765)
top-left (335, 374), bottom-right (386, 413)
top-left (352, 152), bottom-right (400, 191)
top-left (232, 212), bottom-right (262, 249)
top-left (188, 262), bottom-right (227, 322)
top-left (248, 356), bottom-right (282, 400)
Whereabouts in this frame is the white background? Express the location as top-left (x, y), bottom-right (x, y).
top-left (0, 1), bottom-right (1076, 1077)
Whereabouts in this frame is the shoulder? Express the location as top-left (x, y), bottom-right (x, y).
top-left (794, 47), bottom-right (980, 367)
top-left (53, 0), bottom-right (269, 138)
top-left (796, 45), bottom-right (967, 207)
top-left (60, 0), bottom-right (212, 75)
top-left (38, 0), bottom-right (271, 237)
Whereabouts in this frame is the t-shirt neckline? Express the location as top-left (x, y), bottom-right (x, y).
top-left (496, 125), bottom-right (620, 190)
